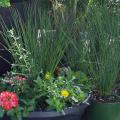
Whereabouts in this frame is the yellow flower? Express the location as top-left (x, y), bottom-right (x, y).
top-left (61, 90), bottom-right (69, 98)
top-left (45, 72), bottom-right (51, 80)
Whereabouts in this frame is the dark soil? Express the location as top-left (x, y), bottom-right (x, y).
top-left (92, 90), bottom-right (120, 103)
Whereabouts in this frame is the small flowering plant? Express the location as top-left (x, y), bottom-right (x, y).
top-left (0, 73), bottom-right (36, 120)
top-left (34, 67), bottom-right (91, 111)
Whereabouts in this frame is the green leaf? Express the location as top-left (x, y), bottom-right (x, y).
top-left (0, 107), bottom-right (5, 118)
top-left (0, 0), bottom-right (10, 7)
top-left (7, 109), bottom-right (14, 116)
top-left (23, 107), bottom-right (30, 117)
top-left (16, 107), bottom-right (22, 120)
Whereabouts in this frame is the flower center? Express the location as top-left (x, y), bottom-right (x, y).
top-left (7, 96), bottom-right (11, 101)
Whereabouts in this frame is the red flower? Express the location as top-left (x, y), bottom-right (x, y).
top-left (0, 91), bottom-right (19, 111)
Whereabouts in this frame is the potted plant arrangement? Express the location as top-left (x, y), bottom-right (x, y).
top-left (0, 4), bottom-right (91, 120)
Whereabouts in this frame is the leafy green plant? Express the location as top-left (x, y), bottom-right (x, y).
top-left (34, 67), bottom-right (90, 111)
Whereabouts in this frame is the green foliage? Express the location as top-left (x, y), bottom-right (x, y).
top-left (64, 3), bottom-right (120, 97)
top-left (0, 6), bottom-right (71, 78)
top-left (0, 107), bottom-right (5, 118)
top-left (0, 76), bottom-right (36, 120)
top-left (34, 68), bottom-right (90, 111)
top-left (7, 28), bottom-right (31, 75)
top-left (7, 107), bottom-right (22, 120)
top-left (21, 99), bottom-right (36, 117)
top-left (0, 0), bottom-right (10, 7)
top-left (79, 5), bottom-right (120, 96)
top-left (50, 0), bottom-right (90, 25)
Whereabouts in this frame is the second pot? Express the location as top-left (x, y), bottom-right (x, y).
top-left (86, 102), bottom-right (120, 120)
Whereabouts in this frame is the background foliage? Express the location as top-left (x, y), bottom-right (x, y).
top-left (0, 0), bottom-right (10, 7)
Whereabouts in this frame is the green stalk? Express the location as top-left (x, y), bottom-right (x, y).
top-left (86, 5), bottom-right (120, 96)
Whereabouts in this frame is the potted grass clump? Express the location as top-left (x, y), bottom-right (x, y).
top-left (84, 4), bottom-right (120, 120)
top-left (0, 5), bottom-right (91, 120)
top-left (63, 2), bottom-right (120, 120)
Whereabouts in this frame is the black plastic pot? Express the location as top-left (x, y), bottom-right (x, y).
top-left (1, 93), bottom-right (91, 120)
top-left (27, 103), bottom-right (89, 120)
top-left (27, 93), bottom-right (91, 120)
top-left (86, 102), bottom-right (120, 120)
top-left (1, 103), bottom-right (88, 120)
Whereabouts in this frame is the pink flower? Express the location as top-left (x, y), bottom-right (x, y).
top-left (15, 76), bottom-right (27, 81)
top-left (0, 91), bottom-right (19, 111)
